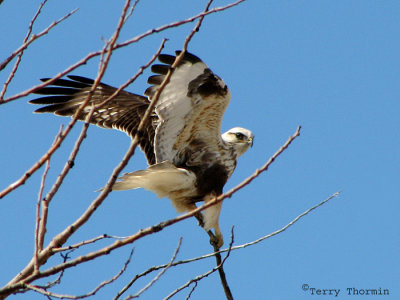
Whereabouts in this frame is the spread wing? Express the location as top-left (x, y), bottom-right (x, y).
top-left (145, 51), bottom-right (231, 165)
top-left (30, 76), bottom-right (157, 164)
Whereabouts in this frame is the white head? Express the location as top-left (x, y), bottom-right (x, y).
top-left (222, 127), bottom-right (254, 158)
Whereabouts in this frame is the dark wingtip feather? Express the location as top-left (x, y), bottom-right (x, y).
top-left (33, 103), bottom-right (79, 116)
top-left (40, 78), bottom-right (89, 89)
top-left (29, 95), bottom-right (72, 105)
top-left (175, 51), bottom-right (202, 64)
top-left (158, 54), bottom-right (176, 65)
top-left (157, 51), bottom-right (203, 66)
top-left (34, 87), bottom-right (78, 95)
top-left (151, 64), bottom-right (170, 75)
top-left (67, 75), bottom-right (95, 84)
top-left (147, 75), bottom-right (164, 85)
top-left (144, 86), bottom-right (157, 97)
top-left (33, 105), bottom-right (60, 114)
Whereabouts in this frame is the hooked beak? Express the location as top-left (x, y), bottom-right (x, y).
top-left (248, 136), bottom-right (254, 148)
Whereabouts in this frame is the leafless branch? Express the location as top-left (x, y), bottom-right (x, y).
top-left (34, 157), bottom-right (51, 271)
top-left (0, 6), bottom-right (78, 77)
top-left (52, 234), bottom-right (122, 253)
top-left (0, 123), bottom-right (72, 201)
top-left (0, 0), bottom-right (247, 104)
top-left (114, 238), bottom-right (182, 299)
top-left (193, 214), bottom-right (233, 298)
top-left (164, 228), bottom-right (235, 300)
top-left (24, 248), bottom-right (134, 299)
top-left (124, 0), bottom-right (140, 23)
top-left (0, 0), bottom-right (151, 201)
top-left (114, 259), bottom-right (166, 299)
top-left (0, 0), bottom-right (48, 99)
top-left (229, 190), bottom-right (342, 250)
top-left (185, 283), bottom-right (198, 300)
top-left (123, 238), bottom-right (182, 300)
top-left (118, 0), bottom-right (247, 49)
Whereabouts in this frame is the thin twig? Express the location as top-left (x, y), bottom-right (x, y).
top-left (115, 238), bottom-right (182, 299)
top-left (229, 191), bottom-right (342, 250)
top-left (0, 117), bottom-right (79, 199)
top-left (34, 156), bottom-right (51, 271)
top-left (164, 228), bottom-right (235, 300)
top-left (123, 239), bottom-right (182, 300)
top-left (185, 282), bottom-right (198, 300)
top-left (0, 0), bottom-right (48, 99)
top-left (36, 249), bottom-right (73, 290)
top-left (181, 191), bottom-right (343, 263)
top-left (52, 234), bottom-right (123, 253)
top-left (1, 0), bottom-right (248, 104)
top-left (0, 7), bottom-right (78, 76)
top-left (124, 0), bottom-right (140, 23)
top-left (25, 248), bottom-right (134, 299)
top-left (1, 0), bottom-right (132, 201)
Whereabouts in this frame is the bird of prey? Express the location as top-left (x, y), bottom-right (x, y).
top-left (30, 51), bottom-right (254, 247)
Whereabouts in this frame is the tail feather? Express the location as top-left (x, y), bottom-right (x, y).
top-left (112, 161), bottom-right (196, 199)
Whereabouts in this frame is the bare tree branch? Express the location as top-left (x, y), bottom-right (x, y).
top-left (185, 283), bottom-right (198, 300)
top-left (113, 190), bottom-right (340, 299)
top-left (0, 6), bottom-right (78, 77)
top-left (123, 238), bottom-right (182, 300)
top-left (0, 0), bottom-right (247, 104)
top-left (34, 155), bottom-right (51, 271)
top-left (0, 0), bottom-right (48, 99)
top-left (24, 248), bottom-right (134, 299)
top-left (0, 125), bottom-right (68, 199)
top-left (0, 20), bottom-right (166, 201)
top-left (124, 0), bottom-right (140, 23)
top-left (164, 228), bottom-right (235, 300)
top-left (52, 234), bottom-right (123, 253)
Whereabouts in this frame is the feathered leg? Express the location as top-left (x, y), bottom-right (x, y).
top-left (202, 193), bottom-right (224, 248)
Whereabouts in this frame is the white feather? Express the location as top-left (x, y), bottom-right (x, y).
top-left (112, 161), bottom-right (196, 199)
top-left (155, 61), bottom-right (208, 162)
top-left (202, 194), bottom-right (224, 248)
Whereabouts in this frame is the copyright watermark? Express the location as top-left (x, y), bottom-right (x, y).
top-left (301, 284), bottom-right (390, 297)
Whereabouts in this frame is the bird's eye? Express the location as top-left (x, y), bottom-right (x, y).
top-left (235, 132), bottom-right (245, 140)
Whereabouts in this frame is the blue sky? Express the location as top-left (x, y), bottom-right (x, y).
top-left (0, 0), bottom-right (399, 299)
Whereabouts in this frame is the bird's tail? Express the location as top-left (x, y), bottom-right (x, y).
top-left (112, 161), bottom-right (197, 200)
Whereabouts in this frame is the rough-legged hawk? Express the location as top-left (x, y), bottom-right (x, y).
top-left (30, 51), bottom-right (254, 247)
